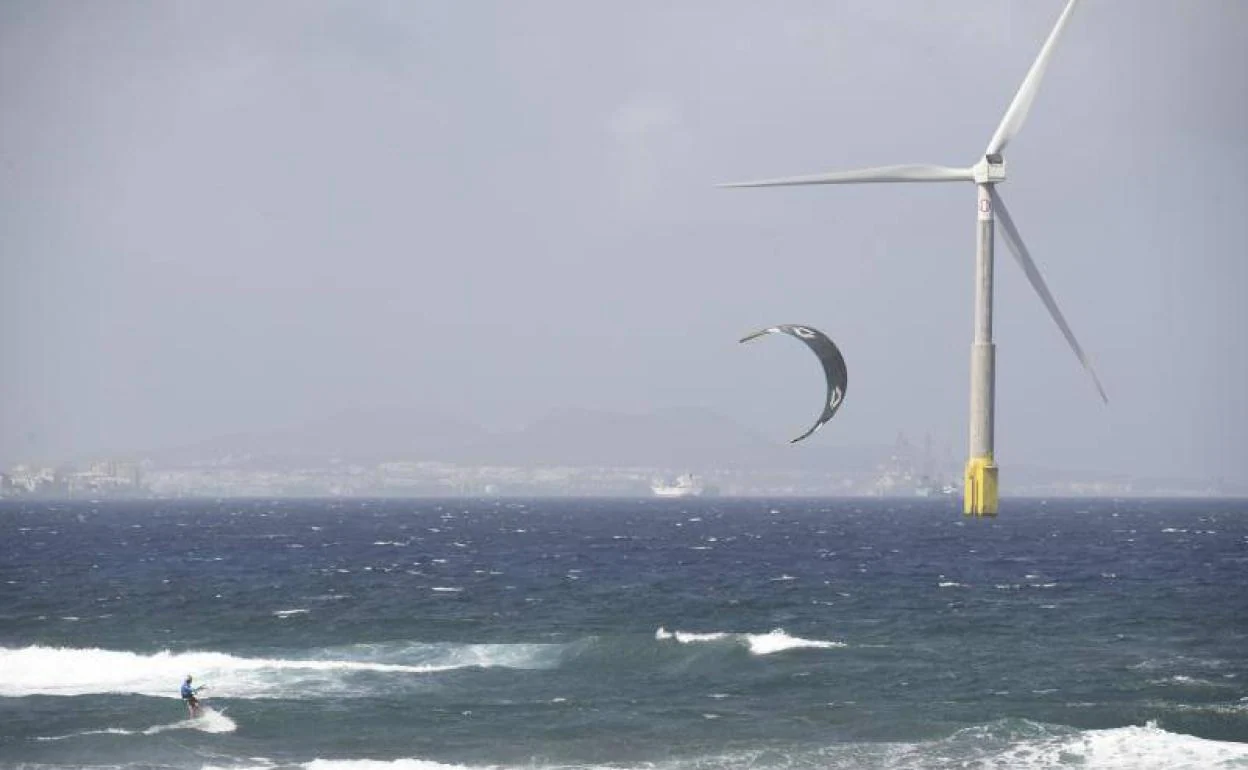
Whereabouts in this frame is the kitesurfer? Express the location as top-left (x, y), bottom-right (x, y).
top-left (180, 675), bottom-right (205, 717)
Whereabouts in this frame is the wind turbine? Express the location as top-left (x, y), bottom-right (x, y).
top-left (720, 0), bottom-right (1106, 516)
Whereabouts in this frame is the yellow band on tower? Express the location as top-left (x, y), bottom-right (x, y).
top-left (963, 455), bottom-right (999, 516)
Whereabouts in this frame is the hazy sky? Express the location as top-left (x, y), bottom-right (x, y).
top-left (3, 1), bottom-right (1246, 483)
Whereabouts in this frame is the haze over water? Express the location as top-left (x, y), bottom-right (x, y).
top-left (4, 1), bottom-right (1246, 486)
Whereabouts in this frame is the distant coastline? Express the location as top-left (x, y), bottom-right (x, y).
top-left (3, 409), bottom-right (1237, 500)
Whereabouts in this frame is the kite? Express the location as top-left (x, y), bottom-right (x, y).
top-left (740, 324), bottom-right (847, 443)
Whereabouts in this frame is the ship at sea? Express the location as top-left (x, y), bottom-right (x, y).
top-left (913, 476), bottom-right (959, 498)
top-left (651, 473), bottom-right (704, 498)
top-left (873, 432), bottom-right (959, 498)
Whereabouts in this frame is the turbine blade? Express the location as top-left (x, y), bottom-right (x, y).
top-left (991, 188), bottom-right (1108, 403)
top-left (718, 164), bottom-right (973, 188)
top-left (985, 0), bottom-right (1081, 156)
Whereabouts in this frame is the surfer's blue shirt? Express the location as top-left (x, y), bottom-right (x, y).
top-left (180, 682), bottom-right (195, 699)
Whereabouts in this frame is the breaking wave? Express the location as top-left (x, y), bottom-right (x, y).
top-left (0, 643), bottom-right (562, 700)
top-left (68, 719), bottom-right (1246, 770)
top-left (654, 627), bottom-right (845, 654)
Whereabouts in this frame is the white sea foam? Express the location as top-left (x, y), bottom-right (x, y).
top-left (1152, 674), bottom-right (1228, 688)
top-left (655, 627), bottom-right (844, 654)
top-left (746, 629), bottom-right (845, 655)
top-left (697, 721), bottom-right (1248, 770)
top-left (36, 727), bottom-right (136, 741)
top-left (37, 708), bottom-right (236, 741)
top-left (974, 720), bottom-right (1248, 769)
top-left (248, 721), bottom-right (1248, 770)
top-left (655, 627), bottom-right (729, 644)
top-left (0, 643), bottom-right (557, 699)
top-left (147, 707), bottom-right (236, 734)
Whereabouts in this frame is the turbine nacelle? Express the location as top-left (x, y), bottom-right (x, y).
top-left (972, 154), bottom-right (1007, 186)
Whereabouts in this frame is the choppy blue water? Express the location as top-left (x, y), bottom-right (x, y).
top-left (1, 497), bottom-right (1247, 769)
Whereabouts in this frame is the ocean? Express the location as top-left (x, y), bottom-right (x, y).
top-left (1, 497), bottom-right (1246, 769)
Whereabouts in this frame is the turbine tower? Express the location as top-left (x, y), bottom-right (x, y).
top-left (720, 0), bottom-right (1106, 516)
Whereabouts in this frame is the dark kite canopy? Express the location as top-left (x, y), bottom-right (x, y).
top-left (740, 324), bottom-right (848, 444)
